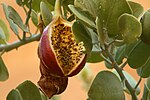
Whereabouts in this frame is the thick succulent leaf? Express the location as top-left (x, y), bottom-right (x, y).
top-left (113, 70), bottom-right (140, 95)
top-left (128, 1), bottom-right (144, 18)
top-left (0, 19), bottom-right (9, 41)
top-left (86, 30), bottom-right (103, 63)
top-left (7, 89), bottom-right (23, 100)
top-left (0, 57), bottom-right (9, 81)
top-left (16, 80), bottom-right (42, 100)
top-left (96, 17), bottom-right (105, 47)
top-left (31, 10), bottom-right (38, 27)
top-left (118, 13), bottom-right (142, 44)
top-left (115, 45), bottom-right (126, 65)
top-left (140, 9), bottom-right (150, 45)
top-left (125, 40), bottom-right (140, 58)
top-left (127, 41), bottom-right (150, 69)
top-left (136, 59), bottom-right (150, 78)
top-left (2, 3), bottom-right (19, 35)
top-left (75, 0), bottom-right (132, 37)
top-left (32, 0), bottom-right (42, 12)
top-left (8, 6), bottom-right (29, 32)
top-left (0, 28), bottom-right (7, 44)
top-left (40, 1), bottom-right (52, 26)
top-left (88, 71), bottom-right (125, 100)
top-left (142, 84), bottom-right (149, 100)
top-left (142, 78), bottom-right (150, 100)
top-left (68, 5), bottom-right (96, 29)
top-left (16, 0), bottom-right (22, 6)
top-left (72, 21), bottom-right (93, 54)
top-left (74, 0), bottom-right (97, 17)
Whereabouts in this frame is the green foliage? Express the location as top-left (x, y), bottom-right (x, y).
top-left (1, 0), bottom-right (150, 100)
top-left (127, 41), bottom-right (150, 70)
top-left (68, 5), bottom-right (96, 29)
top-left (0, 19), bottom-right (9, 42)
top-left (0, 57), bottom-right (9, 81)
top-left (113, 70), bottom-right (140, 95)
top-left (72, 21), bottom-right (92, 54)
top-left (118, 13), bottom-right (142, 44)
top-left (88, 71), bottom-right (125, 100)
top-left (2, 3), bottom-right (19, 35)
top-left (142, 77), bottom-right (150, 100)
top-left (7, 89), bottom-right (23, 100)
top-left (128, 1), bottom-right (144, 18)
top-left (31, 10), bottom-right (38, 27)
top-left (8, 6), bottom-right (29, 32)
top-left (40, 2), bottom-right (52, 26)
top-left (74, 0), bottom-right (132, 37)
top-left (140, 9), bottom-right (150, 45)
top-left (16, 80), bottom-right (42, 100)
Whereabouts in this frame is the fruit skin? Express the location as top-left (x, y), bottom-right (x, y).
top-left (38, 16), bottom-right (86, 98)
top-left (140, 10), bottom-right (150, 45)
top-left (38, 60), bottom-right (68, 98)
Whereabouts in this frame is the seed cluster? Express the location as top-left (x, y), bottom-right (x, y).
top-left (51, 23), bottom-right (84, 74)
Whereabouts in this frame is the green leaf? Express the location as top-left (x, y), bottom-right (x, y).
top-left (0, 57), bottom-right (9, 81)
top-left (140, 9), bottom-right (150, 45)
top-left (32, 0), bottom-right (42, 12)
top-left (142, 77), bottom-right (150, 100)
top-left (88, 71), bottom-right (125, 100)
top-left (40, 1), bottom-right (52, 26)
top-left (75, 0), bottom-right (132, 37)
top-left (72, 21), bottom-right (93, 54)
top-left (2, 3), bottom-right (19, 35)
top-left (68, 5), bottom-right (96, 29)
top-left (0, 19), bottom-right (9, 41)
top-left (128, 1), bottom-right (144, 18)
top-left (118, 13), bottom-right (142, 44)
top-left (74, 0), bottom-right (97, 18)
top-left (127, 41), bottom-right (150, 69)
top-left (8, 6), bottom-right (29, 32)
top-left (96, 17), bottom-right (105, 47)
top-left (113, 70), bottom-right (140, 95)
top-left (136, 58), bottom-right (150, 78)
top-left (31, 10), bottom-right (38, 27)
top-left (86, 30), bottom-right (103, 63)
top-left (16, 0), bottom-right (22, 6)
top-left (0, 27), bottom-right (7, 44)
top-left (142, 84), bottom-right (149, 100)
top-left (16, 80), bottom-right (42, 100)
top-left (115, 45), bottom-right (126, 65)
top-left (125, 41), bottom-right (140, 58)
top-left (7, 89), bottom-right (23, 100)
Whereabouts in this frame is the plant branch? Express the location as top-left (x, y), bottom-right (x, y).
top-left (23, 0), bottom-right (32, 39)
top-left (135, 77), bottom-right (142, 90)
top-left (0, 33), bottom-right (41, 52)
top-left (104, 44), bottom-right (138, 100)
top-left (120, 60), bottom-right (128, 69)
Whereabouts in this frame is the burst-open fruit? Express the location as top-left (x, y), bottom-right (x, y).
top-left (38, 16), bottom-right (86, 98)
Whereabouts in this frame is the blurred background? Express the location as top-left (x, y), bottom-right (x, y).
top-left (0, 0), bottom-right (150, 100)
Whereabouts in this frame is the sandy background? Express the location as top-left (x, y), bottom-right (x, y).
top-left (0, 0), bottom-right (150, 100)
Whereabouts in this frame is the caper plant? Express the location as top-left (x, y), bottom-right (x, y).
top-left (0, 0), bottom-right (150, 100)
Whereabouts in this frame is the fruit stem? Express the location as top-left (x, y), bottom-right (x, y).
top-left (54, 0), bottom-right (62, 17)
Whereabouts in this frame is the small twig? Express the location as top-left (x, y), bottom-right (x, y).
top-left (135, 77), bottom-right (142, 90)
top-left (0, 49), bottom-right (5, 56)
top-left (100, 53), bottom-right (112, 65)
top-left (120, 60), bottom-right (128, 69)
top-left (23, 0), bottom-right (32, 39)
top-left (0, 33), bottom-right (41, 52)
top-left (22, 5), bottom-right (27, 15)
top-left (104, 43), bottom-right (138, 100)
